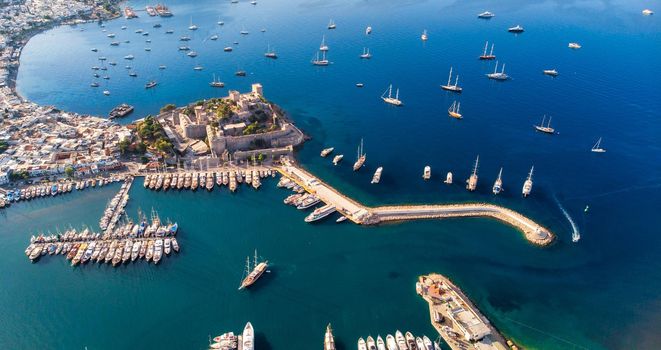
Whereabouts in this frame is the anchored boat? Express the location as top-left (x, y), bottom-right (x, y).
top-left (239, 250), bottom-right (268, 290)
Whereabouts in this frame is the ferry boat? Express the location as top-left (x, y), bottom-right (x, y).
top-left (568, 42), bottom-right (582, 49)
top-left (381, 84), bottom-right (403, 106)
top-left (321, 147), bottom-right (334, 157)
top-left (478, 11), bottom-right (495, 18)
top-left (492, 167), bottom-right (503, 195)
top-left (466, 155), bottom-right (479, 191)
top-left (591, 137), bottom-right (606, 153)
top-left (239, 250), bottom-right (268, 290)
top-left (441, 66), bottom-right (462, 92)
top-left (534, 115), bottom-right (555, 134)
top-left (371, 167), bottom-right (383, 184)
top-left (508, 25), bottom-right (524, 33)
top-left (444, 171), bottom-right (453, 184)
top-left (522, 166), bottom-right (534, 197)
top-left (264, 45), bottom-right (277, 59)
top-left (543, 69), bottom-right (559, 76)
top-left (486, 61), bottom-right (509, 80)
top-left (304, 204), bottom-right (336, 222)
top-left (332, 154), bottom-right (343, 165)
top-left (448, 101), bottom-right (462, 119)
top-left (109, 103), bottom-right (134, 119)
top-left (242, 322), bottom-right (254, 350)
top-left (360, 47), bottom-right (372, 59)
top-left (209, 74), bottom-right (224, 87)
top-left (353, 139), bottom-right (366, 171)
top-left (324, 324), bottom-right (336, 350)
top-left (421, 29), bottom-right (428, 41)
top-left (479, 41), bottom-right (496, 60)
top-left (327, 19), bottom-right (336, 29)
top-left (423, 166), bottom-right (431, 180)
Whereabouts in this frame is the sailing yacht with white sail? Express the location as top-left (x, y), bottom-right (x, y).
top-left (441, 66), bottom-right (462, 92)
top-left (381, 85), bottom-right (403, 106)
top-left (591, 137), bottom-right (606, 153)
top-left (353, 139), bottom-right (366, 171)
top-left (188, 17), bottom-right (197, 30)
top-left (319, 35), bottom-right (329, 51)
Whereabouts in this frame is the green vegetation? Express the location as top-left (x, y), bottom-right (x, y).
top-left (0, 140), bottom-right (7, 154)
top-left (160, 104), bottom-right (176, 113)
top-left (135, 116), bottom-right (173, 155)
top-left (118, 139), bottom-right (131, 154)
top-left (243, 122), bottom-right (265, 136)
top-left (64, 166), bottom-right (75, 178)
top-left (9, 170), bottom-right (28, 181)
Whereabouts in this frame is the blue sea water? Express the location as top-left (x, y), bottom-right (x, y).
top-left (3, 0), bottom-right (661, 349)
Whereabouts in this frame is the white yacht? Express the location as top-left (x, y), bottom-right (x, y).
top-left (478, 11), bottom-right (495, 18)
top-left (444, 172), bottom-right (453, 184)
top-left (492, 167), bottom-right (503, 195)
top-left (522, 166), bottom-right (534, 197)
top-left (423, 166), bottom-right (431, 180)
top-left (421, 29), bottom-right (428, 41)
top-left (441, 66), bottom-right (462, 92)
top-left (371, 167), bottom-right (383, 184)
top-left (486, 61), bottom-right (509, 80)
top-left (360, 47), bottom-right (372, 59)
top-left (242, 322), bottom-right (254, 350)
top-left (332, 154), bottom-right (343, 165)
top-left (508, 25), bottom-right (524, 33)
top-left (591, 137), bottom-right (606, 153)
top-left (188, 17), bottom-right (198, 30)
top-left (568, 42), bottom-right (582, 49)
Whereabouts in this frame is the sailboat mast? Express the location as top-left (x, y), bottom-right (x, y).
top-left (447, 67), bottom-right (453, 86)
top-left (389, 84), bottom-right (392, 98)
top-left (395, 88), bottom-right (399, 100)
top-left (501, 63), bottom-right (506, 73)
top-left (483, 41), bottom-right (488, 56)
top-left (490, 43), bottom-right (494, 55)
top-left (473, 155), bottom-right (479, 175)
top-left (454, 75), bottom-right (459, 87)
top-left (493, 61), bottom-right (498, 74)
top-left (254, 249), bottom-right (258, 269)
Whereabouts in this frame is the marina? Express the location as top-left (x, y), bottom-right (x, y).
top-left (25, 215), bottom-right (180, 267)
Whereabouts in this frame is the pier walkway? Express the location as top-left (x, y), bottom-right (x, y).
top-left (277, 160), bottom-right (554, 246)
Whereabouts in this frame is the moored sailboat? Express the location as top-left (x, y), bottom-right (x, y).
top-left (353, 138), bottom-right (366, 171)
top-left (441, 66), bottom-right (462, 92)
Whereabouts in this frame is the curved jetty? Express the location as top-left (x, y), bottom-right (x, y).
top-left (277, 159), bottom-right (554, 246)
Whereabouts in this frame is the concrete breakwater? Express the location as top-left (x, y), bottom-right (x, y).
top-left (276, 160), bottom-right (554, 246)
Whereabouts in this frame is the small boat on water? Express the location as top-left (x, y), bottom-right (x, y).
top-left (242, 322), bottom-right (254, 350)
top-left (543, 69), bottom-right (559, 76)
top-left (188, 17), bottom-right (198, 31)
top-left (224, 46), bottom-right (233, 52)
top-left (209, 74), bottom-right (224, 87)
top-left (444, 171), bottom-right (453, 184)
top-left (304, 204), bottom-right (336, 223)
top-left (145, 80), bottom-right (157, 89)
top-left (568, 42), bottom-right (582, 49)
top-left (356, 83), bottom-right (364, 87)
top-left (508, 25), bottom-right (524, 33)
top-left (312, 50), bottom-right (329, 66)
top-left (522, 166), bottom-right (534, 197)
top-left (478, 11), bottom-right (495, 18)
top-left (591, 137), bottom-right (606, 153)
top-left (365, 26), bottom-right (372, 35)
top-left (320, 147), bottom-right (334, 157)
top-left (441, 66), bottom-right (462, 92)
top-left (264, 44), bottom-right (277, 59)
top-left (327, 19), bottom-right (336, 29)
top-left (333, 154), bottom-right (343, 165)
top-left (534, 115), bottom-right (555, 134)
top-left (325, 324), bottom-right (336, 349)
top-left (642, 9), bottom-right (654, 15)
top-left (492, 167), bottom-right (503, 195)
top-left (358, 338), bottom-right (367, 350)
top-left (371, 167), bottom-right (383, 184)
top-left (421, 29), bottom-right (428, 41)
top-left (423, 166), bottom-right (431, 180)
top-left (448, 100), bottom-right (462, 119)
top-left (353, 139), bottom-right (366, 171)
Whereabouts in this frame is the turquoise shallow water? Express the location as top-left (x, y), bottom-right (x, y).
top-left (4, 0), bottom-right (661, 349)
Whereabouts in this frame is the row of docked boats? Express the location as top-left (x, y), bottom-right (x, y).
top-left (0, 175), bottom-right (127, 207)
top-left (209, 322), bottom-right (254, 350)
top-left (142, 169), bottom-right (274, 192)
top-left (279, 176), bottom-right (345, 223)
top-left (358, 331), bottom-right (440, 350)
top-left (25, 217), bottom-right (180, 266)
top-left (323, 324), bottom-right (440, 350)
top-left (99, 177), bottom-right (133, 232)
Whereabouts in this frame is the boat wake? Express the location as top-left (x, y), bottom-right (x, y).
top-left (554, 196), bottom-right (580, 243)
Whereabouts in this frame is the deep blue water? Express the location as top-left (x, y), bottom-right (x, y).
top-left (4, 0), bottom-right (661, 349)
